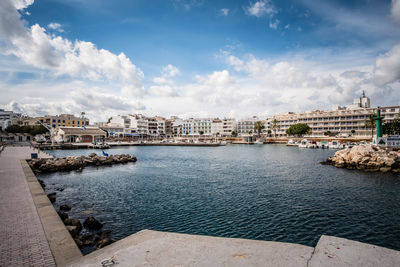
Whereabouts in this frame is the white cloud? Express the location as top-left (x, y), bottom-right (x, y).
top-left (284, 24), bottom-right (290, 29)
top-left (374, 43), bottom-right (400, 86)
top-left (392, 0), bottom-right (400, 23)
top-left (48, 22), bottom-right (64, 32)
top-left (220, 8), bottom-right (229, 16)
top-left (269, 19), bottom-right (279, 29)
top-left (246, 0), bottom-right (276, 18)
top-left (0, 0), bottom-right (144, 94)
top-left (162, 64), bottom-right (180, 78)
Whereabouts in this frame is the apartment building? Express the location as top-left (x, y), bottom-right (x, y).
top-left (16, 114), bottom-right (89, 129)
top-left (0, 109), bottom-right (21, 131)
top-left (271, 94), bottom-right (400, 137)
top-left (182, 118), bottom-right (213, 136)
top-left (237, 117), bottom-right (258, 136)
top-left (221, 118), bottom-right (236, 136)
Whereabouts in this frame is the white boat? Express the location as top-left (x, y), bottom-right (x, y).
top-left (220, 141), bottom-right (227, 146)
top-left (299, 139), bottom-right (308, 148)
top-left (329, 140), bottom-right (341, 149)
top-left (286, 139), bottom-right (298, 146)
top-left (254, 140), bottom-right (263, 144)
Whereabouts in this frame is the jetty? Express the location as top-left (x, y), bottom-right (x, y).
top-left (1, 145), bottom-right (400, 266)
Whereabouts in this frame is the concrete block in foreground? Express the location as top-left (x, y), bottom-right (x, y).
top-left (309, 235), bottom-right (400, 267)
top-left (65, 230), bottom-right (314, 267)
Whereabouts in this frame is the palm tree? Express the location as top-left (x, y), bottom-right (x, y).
top-left (254, 121), bottom-right (265, 137)
top-left (271, 119), bottom-right (280, 138)
top-left (364, 115), bottom-right (376, 140)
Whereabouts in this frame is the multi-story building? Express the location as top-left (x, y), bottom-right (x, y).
top-left (182, 118), bottom-right (213, 136)
top-left (0, 109), bottom-right (21, 131)
top-left (271, 93), bottom-right (400, 138)
top-left (237, 117), bottom-right (258, 136)
top-left (221, 118), bottom-right (236, 136)
top-left (211, 119), bottom-right (223, 136)
top-left (16, 114), bottom-right (89, 129)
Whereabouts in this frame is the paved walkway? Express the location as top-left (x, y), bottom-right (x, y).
top-left (0, 146), bottom-right (55, 266)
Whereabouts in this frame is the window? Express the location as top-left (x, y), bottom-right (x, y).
top-left (52, 119), bottom-right (56, 122)
top-left (62, 120), bottom-right (65, 123)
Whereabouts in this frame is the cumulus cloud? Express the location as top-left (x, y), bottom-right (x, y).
top-left (392, 0), bottom-right (400, 23)
top-left (374, 44), bottom-right (400, 86)
top-left (48, 22), bottom-right (64, 32)
top-left (149, 64), bottom-right (181, 97)
top-left (220, 8), bottom-right (229, 16)
top-left (0, 0), bottom-right (144, 93)
top-left (246, 0), bottom-right (276, 18)
top-left (269, 19), bottom-right (279, 29)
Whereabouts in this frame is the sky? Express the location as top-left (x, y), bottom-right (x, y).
top-left (0, 0), bottom-right (400, 122)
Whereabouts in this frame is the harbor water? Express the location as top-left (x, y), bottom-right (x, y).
top-left (40, 145), bottom-right (400, 253)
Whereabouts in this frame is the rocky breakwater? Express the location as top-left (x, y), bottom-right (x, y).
top-left (28, 153), bottom-right (137, 173)
top-left (323, 145), bottom-right (400, 172)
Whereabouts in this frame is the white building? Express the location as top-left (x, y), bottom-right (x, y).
top-left (0, 109), bottom-right (21, 131)
top-left (270, 93), bottom-right (400, 138)
top-left (237, 117), bottom-right (258, 136)
top-left (211, 119), bottom-right (223, 136)
top-left (221, 118), bottom-right (236, 136)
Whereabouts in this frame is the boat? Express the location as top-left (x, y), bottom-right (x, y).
top-left (319, 140), bottom-right (329, 149)
top-left (299, 139), bottom-right (308, 148)
top-left (220, 141), bottom-right (227, 146)
top-left (307, 140), bottom-right (318, 149)
top-left (286, 139), bottom-right (298, 146)
top-left (328, 140), bottom-right (341, 149)
top-left (254, 140), bottom-right (263, 144)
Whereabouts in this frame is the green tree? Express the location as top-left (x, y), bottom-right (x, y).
top-left (107, 117), bottom-right (112, 123)
top-left (5, 125), bottom-right (22, 133)
top-left (254, 121), bottom-right (265, 137)
top-left (231, 130), bottom-right (237, 137)
top-left (267, 130), bottom-right (272, 137)
top-left (248, 130), bottom-right (253, 135)
top-left (199, 130), bottom-right (204, 135)
top-left (286, 123), bottom-right (311, 137)
top-left (364, 115), bottom-right (376, 139)
top-left (383, 118), bottom-right (400, 135)
top-left (271, 119), bottom-right (280, 138)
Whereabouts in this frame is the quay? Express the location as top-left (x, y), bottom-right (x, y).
top-left (1, 145), bottom-right (400, 266)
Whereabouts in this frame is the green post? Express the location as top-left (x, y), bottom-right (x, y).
top-left (376, 107), bottom-right (383, 138)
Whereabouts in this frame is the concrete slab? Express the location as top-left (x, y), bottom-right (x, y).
top-left (65, 230), bottom-right (314, 267)
top-left (308, 235), bottom-right (400, 267)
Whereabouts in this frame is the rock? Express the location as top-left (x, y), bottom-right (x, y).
top-left (323, 145), bottom-right (400, 173)
top-left (38, 179), bottom-right (46, 188)
top-left (57, 211), bottom-right (68, 221)
top-left (64, 218), bottom-right (82, 233)
top-left (83, 216), bottom-right (103, 230)
top-left (66, 225), bottom-right (80, 238)
top-left (97, 230), bottom-right (112, 240)
top-left (96, 238), bottom-right (114, 249)
top-left (60, 204), bottom-right (72, 211)
top-left (88, 153), bottom-right (97, 158)
top-left (47, 192), bottom-right (56, 203)
top-left (380, 167), bottom-right (392, 173)
top-left (55, 187), bottom-right (64, 192)
top-left (74, 238), bottom-right (84, 248)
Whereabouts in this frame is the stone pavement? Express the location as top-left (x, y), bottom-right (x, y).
top-left (0, 146), bottom-right (55, 266)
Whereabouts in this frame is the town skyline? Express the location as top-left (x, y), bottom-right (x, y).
top-left (1, 0), bottom-right (400, 121)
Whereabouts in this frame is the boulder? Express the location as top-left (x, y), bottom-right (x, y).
top-left (64, 218), bottom-right (82, 233)
top-left (88, 153), bottom-right (97, 158)
top-left (60, 204), bottom-right (72, 211)
top-left (47, 192), bottom-right (56, 203)
top-left (66, 225), bottom-right (80, 238)
top-left (83, 216), bottom-right (103, 230)
top-left (57, 211), bottom-right (68, 221)
top-left (38, 179), bottom-right (46, 188)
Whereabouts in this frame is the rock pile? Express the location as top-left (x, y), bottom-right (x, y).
top-left (28, 153), bottom-right (137, 173)
top-left (56, 204), bottom-right (115, 251)
top-left (323, 145), bottom-right (400, 172)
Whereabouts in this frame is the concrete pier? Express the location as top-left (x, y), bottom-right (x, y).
top-left (65, 230), bottom-right (400, 267)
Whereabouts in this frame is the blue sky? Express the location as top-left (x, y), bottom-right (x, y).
top-left (0, 0), bottom-right (399, 121)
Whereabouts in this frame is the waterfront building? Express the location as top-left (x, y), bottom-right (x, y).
top-left (182, 118), bottom-right (212, 136)
top-left (271, 93), bottom-right (400, 138)
top-left (221, 118), bottom-right (236, 136)
top-left (16, 114), bottom-right (89, 129)
top-left (109, 114), bottom-right (148, 136)
top-left (237, 117), bottom-right (258, 136)
top-left (0, 109), bottom-right (21, 131)
top-left (211, 119), bottom-right (223, 136)
top-left (54, 127), bottom-right (106, 143)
